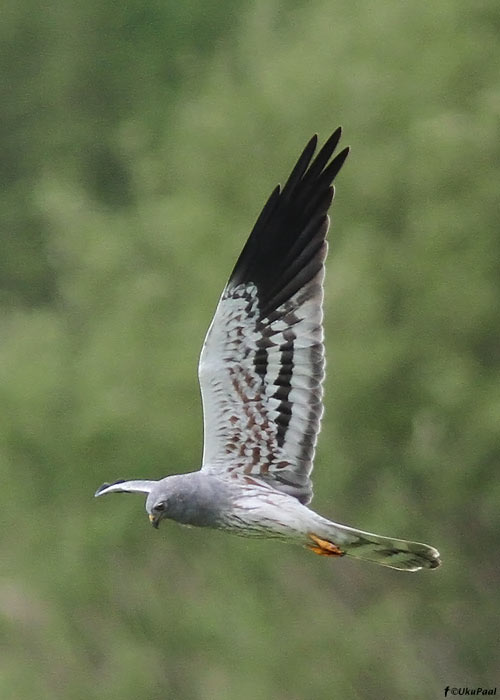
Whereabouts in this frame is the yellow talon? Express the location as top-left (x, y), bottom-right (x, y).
top-left (307, 533), bottom-right (345, 557)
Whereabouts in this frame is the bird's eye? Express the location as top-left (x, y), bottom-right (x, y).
top-left (154, 502), bottom-right (166, 512)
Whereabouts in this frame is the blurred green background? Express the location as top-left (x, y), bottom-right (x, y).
top-left (1, 1), bottom-right (499, 698)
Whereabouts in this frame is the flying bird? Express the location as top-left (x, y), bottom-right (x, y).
top-left (95, 128), bottom-right (441, 571)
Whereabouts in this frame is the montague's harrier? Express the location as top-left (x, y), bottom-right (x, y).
top-left (96, 128), bottom-right (441, 571)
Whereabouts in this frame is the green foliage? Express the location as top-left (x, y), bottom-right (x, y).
top-left (1, 1), bottom-right (498, 697)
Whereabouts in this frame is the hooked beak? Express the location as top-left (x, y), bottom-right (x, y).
top-left (149, 513), bottom-right (159, 529)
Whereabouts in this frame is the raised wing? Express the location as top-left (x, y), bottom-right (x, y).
top-left (198, 129), bottom-right (349, 504)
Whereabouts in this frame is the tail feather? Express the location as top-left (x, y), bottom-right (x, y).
top-left (327, 522), bottom-right (441, 572)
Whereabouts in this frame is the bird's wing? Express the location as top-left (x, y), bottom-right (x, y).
top-left (198, 129), bottom-right (349, 504)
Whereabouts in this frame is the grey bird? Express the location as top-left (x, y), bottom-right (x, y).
top-left (95, 129), bottom-right (441, 572)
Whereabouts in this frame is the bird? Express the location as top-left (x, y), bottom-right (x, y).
top-left (95, 128), bottom-right (441, 572)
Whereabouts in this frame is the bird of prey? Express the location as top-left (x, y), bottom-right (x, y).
top-left (95, 128), bottom-right (441, 572)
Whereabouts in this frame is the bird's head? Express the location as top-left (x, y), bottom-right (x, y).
top-left (145, 491), bottom-right (171, 529)
top-left (95, 472), bottom-right (214, 529)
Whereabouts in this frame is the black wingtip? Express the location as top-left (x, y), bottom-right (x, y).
top-left (94, 479), bottom-right (125, 497)
top-left (340, 145), bottom-right (350, 159)
top-left (228, 127), bottom-right (349, 307)
top-left (321, 126), bottom-right (343, 156)
top-left (429, 555), bottom-right (442, 570)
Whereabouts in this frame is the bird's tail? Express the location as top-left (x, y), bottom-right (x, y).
top-left (309, 520), bottom-right (441, 571)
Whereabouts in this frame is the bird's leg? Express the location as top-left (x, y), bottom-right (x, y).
top-left (306, 533), bottom-right (345, 557)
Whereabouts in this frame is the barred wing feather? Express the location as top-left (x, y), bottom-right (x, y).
top-left (198, 130), bottom-right (349, 505)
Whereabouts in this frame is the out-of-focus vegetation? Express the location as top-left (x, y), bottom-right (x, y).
top-left (1, 1), bottom-right (499, 698)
